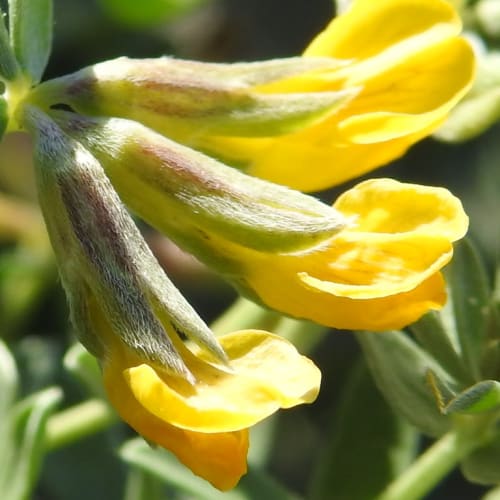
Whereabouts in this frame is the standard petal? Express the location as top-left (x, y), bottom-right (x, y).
top-left (333, 178), bottom-right (468, 240)
top-left (338, 38), bottom-right (475, 142)
top-left (304, 0), bottom-right (461, 59)
top-left (123, 330), bottom-right (321, 432)
top-left (192, 0), bottom-right (474, 192)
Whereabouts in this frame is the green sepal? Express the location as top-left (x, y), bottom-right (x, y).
top-left (0, 339), bottom-right (18, 417)
top-left (120, 437), bottom-right (300, 500)
top-left (356, 330), bottom-right (453, 437)
top-left (410, 310), bottom-right (470, 385)
top-left (461, 436), bottom-right (500, 485)
top-left (435, 52), bottom-right (500, 142)
top-left (0, 387), bottom-right (62, 500)
top-left (34, 56), bottom-right (354, 139)
top-left (123, 467), bottom-right (165, 500)
top-left (308, 360), bottom-right (418, 500)
top-left (445, 238), bottom-right (491, 382)
top-left (0, 95), bottom-right (8, 141)
top-left (23, 105), bottom-right (227, 378)
top-left (63, 343), bottom-right (104, 398)
top-left (426, 369), bottom-right (459, 413)
top-left (54, 112), bottom-right (348, 254)
top-left (8, 0), bottom-right (53, 84)
top-left (444, 380), bottom-right (500, 415)
top-left (0, 9), bottom-right (20, 80)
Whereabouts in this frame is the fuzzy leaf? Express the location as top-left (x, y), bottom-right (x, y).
top-left (9, 0), bottom-right (53, 83)
top-left (444, 380), bottom-right (500, 415)
top-left (0, 387), bottom-right (62, 499)
top-left (120, 438), bottom-right (299, 500)
top-left (357, 330), bottom-right (452, 437)
top-left (446, 238), bottom-right (491, 383)
top-left (309, 361), bottom-right (418, 500)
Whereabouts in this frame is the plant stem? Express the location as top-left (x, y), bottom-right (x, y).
top-left (274, 317), bottom-right (327, 353)
top-left (377, 431), bottom-right (477, 500)
top-left (210, 296), bottom-right (281, 335)
top-left (45, 398), bottom-right (117, 451)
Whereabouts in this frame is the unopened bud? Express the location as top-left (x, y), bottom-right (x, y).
top-left (23, 106), bottom-right (227, 379)
top-left (53, 111), bottom-right (350, 254)
top-left (33, 56), bottom-right (356, 142)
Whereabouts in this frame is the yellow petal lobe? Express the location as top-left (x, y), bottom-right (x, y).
top-left (104, 361), bottom-right (249, 491)
top-left (124, 330), bottom-right (321, 432)
top-left (304, 0), bottom-right (461, 60)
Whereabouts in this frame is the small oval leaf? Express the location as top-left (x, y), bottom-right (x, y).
top-left (445, 380), bottom-right (500, 415)
top-left (9, 0), bottom-right (53, 84)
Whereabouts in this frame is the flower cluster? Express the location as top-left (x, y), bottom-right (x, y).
top-left (14, 0), bottom-right (474, 491)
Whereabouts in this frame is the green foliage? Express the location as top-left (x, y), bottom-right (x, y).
top-left (8, 0), bottom-right (53, 84)
top-left (445, 380), bottom-right (500, 414)
top-left (446, 239), bottom-right (492, 382)
top-left (120, 438), bottom-right (300, 500)
top-left (309, 361), bottom-right (418, 500)
top-left (98, 0), bottom-right (208, 27)
top-left (0, 340), bottom-right (62, 500)
top-left (0, 9), bottom-right (19, 81)
top-left (357, 330), bottom-right (452, 437)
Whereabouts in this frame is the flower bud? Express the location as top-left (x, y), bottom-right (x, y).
top-left (22, 107), bottom-right (323, 490)
top-left (22, 105), bottom-right (227, 378)
top-left (31, 0), bottom-right (475, 193)
top-left (53, 111), bottom-right (468, 331)
top-left (53, 111), bottom-right (350, 254)
top-left (33, 55), bottom-right (356, 141)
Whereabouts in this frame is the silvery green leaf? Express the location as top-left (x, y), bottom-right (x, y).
top-left (0, 10), bottom-right (19, 80)
top-left (444, 380), bottom-right (500, 415)
top-left (0, 387), bottom-right (62, 500)
top-left (357, 330), bottom-right (452, 437)
top-left (445, 238), bottom-right (491, 382)
top-left (309, 361), bottom-right (418, 500)
top-left (462, 436), bottom-right (500, 485)
top-left (63, 343), bottom-right (104, 398)
top-left (120, 438), bottom-right (300, 500)
top-left (9, 0), bottom-right (53, 83)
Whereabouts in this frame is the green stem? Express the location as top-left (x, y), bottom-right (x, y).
top-left (210, 296), bottom-right (281, 335)
top-left (377, 431), bottom-right (477, 500)
top-left (274, 317), bottom-right (327, 353)
top-left (45, 398), bottom-right (117, 451)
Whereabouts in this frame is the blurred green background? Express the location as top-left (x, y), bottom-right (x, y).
top-left (0, 0), bottom-right (498, 498)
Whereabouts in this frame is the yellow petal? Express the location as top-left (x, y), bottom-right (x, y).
top-left (200, 36), bottom-right (474, 192)
top-left (193, 0), bottom-right (474, 192)
top-left (205, 125), bottom-right (429, 192)
top-left (123, 330), bottom-right (321, 433)
top-left (304, 0), bottom-right (461, 59)
top-left (338, 38), bottom-right (475, 142)
top-left (296, 232), bottom-right (453, 299)
top-left (234, 179), bottom-right (466, 329)
top-left (247, 265), bottom-right (446, 331)
top-left (103, 359), bottom-right (249, 491)
top-left (333, 178), bottom-right (468, 240)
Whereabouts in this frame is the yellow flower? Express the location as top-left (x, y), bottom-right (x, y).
top-left (56, 114), bottom-right (468, 331)
top-left (32, 0), bottom-right (475, 193)
top-left (235, 178), bottom-right (468, 330)
top-left (198, 0), bottom-right (475, 191)
top-left (23, 106), bottom-right (321, 490)
top-left (98, 303), bottom-right (320, 491)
